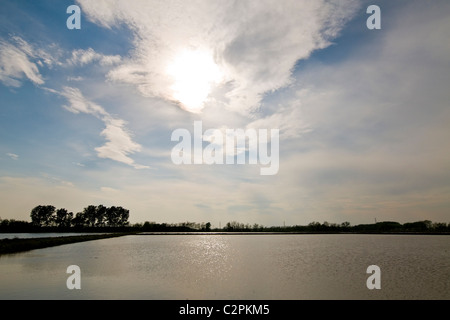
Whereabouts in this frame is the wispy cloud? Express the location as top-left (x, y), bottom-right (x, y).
top-left (266, 0), bottom-right (450, 224)
top-left (41, 173), bottom-right (75, 188)
top-left (68, 48), bottom-right (121, 66)
top-left (101, 186), bottom-right (118, 193)
top-left (59, 86), bottom-right (109, 117)
top-left (246, 101), bottom-right (311, 140)
top-left (77, 0), bottom-right (359, 114)
top-left (1, 0), bottom-right (449, 226)
top-left (0, 37), bottom-right (45, 87)
top-left (67, 76), bottom-right (84, 82)
top-left (6, 153), bottom-right (19, 160)
top-left (50, 86), bottom-right (149, 169)
top-left (95, 117), bottom-right (146, 168)
top-left (0, 35), bottom-right (64, 87)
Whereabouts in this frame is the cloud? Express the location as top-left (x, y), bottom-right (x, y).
top-left (0, 37), bottom-right (45, 87)
top-left (68, 48), bottom-right (121, 66)
top-left (77, 0), bottom-right (360, 114)
top-left (53, 86), bottom-right (149, 169)
top-left (246, 100), bottom-right (311, 140)
top-left (11, 36), bottom-right (60, 68)
top-left (0, 34), bottom-right (146, 170)
top-left (101, 186), bottom-right (118, 193)
top-left (0, 35), bottom-right (63, 87)
top-left (59, 86), bottom-right (109, 117)
top-left (6, 153), bottom-right (19, 160)
top-left (3, 0), bottom-right (448, 227)
top-left (95, 118), bottom-right (145, 168)
top-left (0, 36), bottom-right (121, 88)
top-left (264, 0), bottom-right (450, 224)
top-left (67, 76), bottom-right (84, 82)
top-left (41, 173), bottom-right (75, 188)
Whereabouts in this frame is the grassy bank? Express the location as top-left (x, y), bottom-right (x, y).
top-left (0, 233), bottom-right (135, 255)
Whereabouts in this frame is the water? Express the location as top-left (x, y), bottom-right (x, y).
top-left (0, 234), bottom-right (448, 299)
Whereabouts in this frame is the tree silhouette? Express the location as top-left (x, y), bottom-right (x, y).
top-left (83, 205), bottom-right (98, 227)
top-left (30, 205), bottom-right (56, 227)
top-left (105, 206), bottom-right (119, 227)
top-left (72, 211), bottom-right (87, 228)
top-left (67, 205), bottom-right (130, 228)
top-left (95, 205), bottom-right (107, 227)
top-left (55, 208), bottom-right (73, 228)
top-left (113, 206), bottom-right (129, 227)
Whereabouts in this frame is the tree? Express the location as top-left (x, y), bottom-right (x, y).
top-left (115, 206), bottom-right (130, 227)
top-left (104, 206), bottom-right (129, 227)
top-left (308, 221), bottom-right (321, 231)
top-left (341, 221), bottom-right (351, 228)
top-left (225, 221), bottom-right (246, 231)
top-left (83, 205), bottom-right (98, 227)
top-left (30, 205), bottom-right (56, 227)
top-left (432, 222), bottom-right (448, 232)
top-left (205, 222), bottom-right (211, 231)
top-left (55, 208), bottom-right (73, 228)
top-left (95, 205), bottom-right (107, 227)
top-left (72, 211), bottom-right (87, 228)
top-left (105, 206), bottom-right (119, 227)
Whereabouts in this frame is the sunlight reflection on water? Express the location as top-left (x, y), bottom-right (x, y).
top-left (0, 234), bottom-right (449, 299)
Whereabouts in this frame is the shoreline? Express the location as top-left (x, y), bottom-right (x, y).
top-left (0, 232), bottom-right (135, 255)
top-left (136, 231), bottom-right (450, 236)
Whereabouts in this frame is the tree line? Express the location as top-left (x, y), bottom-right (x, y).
top-left (0, 206), bottom-right (449, 234)
top-left (0, 205), bottom-right (130, 231)
top-left (132, 219), bottom-right (450, 233)
top-left (246, 220), bottom-right (450, 233)
top-left (29, 204), bottom-right (129, 228)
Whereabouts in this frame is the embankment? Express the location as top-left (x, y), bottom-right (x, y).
top-left (0, 233), bottom-right (134, 255)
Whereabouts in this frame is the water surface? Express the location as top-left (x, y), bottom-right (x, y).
top-left (0, 234), bottom-right (448, 299)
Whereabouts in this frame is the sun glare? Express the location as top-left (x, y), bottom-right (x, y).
top-left (166, 49), bottom-right (223, 113)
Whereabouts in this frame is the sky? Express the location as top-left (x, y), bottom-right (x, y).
top-left (1, 0), bottom-right (449, 227)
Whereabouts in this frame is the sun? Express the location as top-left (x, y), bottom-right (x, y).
top-left (166, 49), bottom-right (223, 113)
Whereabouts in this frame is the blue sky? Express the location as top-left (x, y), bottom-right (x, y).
top-left (1, 0), bottom-right (449, 227)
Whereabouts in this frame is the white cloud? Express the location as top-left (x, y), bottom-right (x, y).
top-left (77, 0), bottom-right (360, 114)
top-left (10, 36), bottom-right (60, 68)
top-left (68, 48), bottom-right (121, 66)
top-left (3, 0), bottom-right (448, 227)
top-left (59, 86), bottom-right (109, 117)
top-left (0, 36), bottom-right (62, 87)
top-left (6, 153), bottom-right (19, 160)
top-left (0, 38), bottom-right (44, 87)
top-left (0, 37), bottom-right (121, 88)
top-left (95, 118), bottom-right (145, 168)
top-left (101, 186), bottom-right (118, 193)
top-left (54, 86), bottom-right (149, 169)
top-left (246, 101), bottom-right (311, 140)
top-left (67, 76), bottom-right (84, 82)
top-left (262, 0), bottom-right (450, 224)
